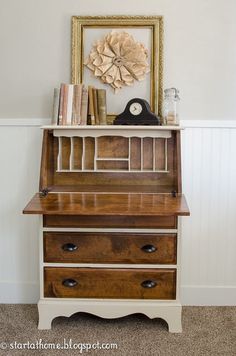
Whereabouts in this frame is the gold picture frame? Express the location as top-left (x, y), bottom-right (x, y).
top-left (71, 16), bottom-right (163, 122)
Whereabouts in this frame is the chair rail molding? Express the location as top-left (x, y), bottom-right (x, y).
top-left (0, 118), bottom-right (236, 128)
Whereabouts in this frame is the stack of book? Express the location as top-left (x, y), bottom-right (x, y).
top-left (88, 86), bottom-right (107, 126)
top-left (51, 83), bottom-right (107, 126)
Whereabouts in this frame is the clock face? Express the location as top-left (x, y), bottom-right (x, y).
top-left (129, 102), bottom-right (143, 116)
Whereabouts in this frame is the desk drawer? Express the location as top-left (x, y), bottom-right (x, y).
top-left (43, 215), bottom-right (177, 229)
top-left (44, 267), bottom-right (176, 299)
top-left (44, 232), bottom-right (177, 264)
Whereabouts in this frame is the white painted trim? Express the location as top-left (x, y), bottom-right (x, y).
top-left (180, 119), bottom-right (236, 128)
top-left (50, 126), bottom-right (173, 138)
top-left (43, 263), bottom-right (177, 269)
top-left (176, 217), bottom-right (181, 302)
top-left (39, 217), bottom-right (44, 300)
top-left (0, 118), bottom-right (51, 126)
top-left (43, 228), bottom-right (178, 233)
top-left (56, 169), bottom-right (169, 173)
top-left (181, 286), bottom-right (236, 306)
top-left (41, 297), bottom-right (178, 304)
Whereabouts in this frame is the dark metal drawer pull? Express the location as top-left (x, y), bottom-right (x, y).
top-left (141, 244), bottom-right (157, 253)
top-left (62, 243), bottom-right (78, 252)
top-left (62, 279), bottom-right (78, 288)
top-left (141, 280), bottom-right (157, 289)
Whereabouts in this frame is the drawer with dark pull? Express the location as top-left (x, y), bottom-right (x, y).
top-left (44, 267), bottom-right (176, 299)
top-left (44, 232), bottom-right (177, 264)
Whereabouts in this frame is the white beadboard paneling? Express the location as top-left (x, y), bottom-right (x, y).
top-left (181, 126), bottom-right (236, 304)
top-left (0, 118), bottom-right (236, 305)
top-left (0, 124), bottom-right (43, 303)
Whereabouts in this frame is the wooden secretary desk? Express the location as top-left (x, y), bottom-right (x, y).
top-left (23, 125), bottom-right (189, 332)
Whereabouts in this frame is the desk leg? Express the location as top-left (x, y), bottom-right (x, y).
top-left (38, 301), bottom-right (53, 330)
top-left (163, 306), bottom-right (182, 333)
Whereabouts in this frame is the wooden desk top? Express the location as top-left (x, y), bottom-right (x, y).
top-left (23, 192), bottom-right (190, 217)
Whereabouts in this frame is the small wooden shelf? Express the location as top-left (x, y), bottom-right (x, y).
top-left (42, 125), bottom-right (183, 139)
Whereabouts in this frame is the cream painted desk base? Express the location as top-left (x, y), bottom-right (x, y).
top-left (38, 218), bottom-right (183, 333)
top-left (38, 299), bottom-right (182, 333)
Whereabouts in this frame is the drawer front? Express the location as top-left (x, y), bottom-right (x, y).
top-left (44, 232), bottom-right (177, 264)
top-left (43, 215), bottom-right (177, 229)
top-left (44, 267), bottom-right (176, 299)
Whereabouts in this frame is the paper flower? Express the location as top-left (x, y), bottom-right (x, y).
top-left (84, 31), bottom-right (150, 92)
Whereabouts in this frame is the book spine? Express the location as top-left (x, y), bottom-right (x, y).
top-left (93, 88), bottom-right (99, 125)
top-left (88, 86), bottom-right (95, 125)
top-left (72, 84), bottom-right (82, 125)
top-left (80, 85), bottom-right (89, 125)
top-left (97, 89), bottom-right (107, 125)
top-left (51, 88), bottom-right (60, 125)
top-left (62, 84), bottom-right (69, 125)
top-left (58, 84), bottom-right (65, 125)
top-left (66, 84), bottom-right (74, 125)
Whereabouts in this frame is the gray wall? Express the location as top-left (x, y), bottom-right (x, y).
top-left (0, 0), bottom-right (236, 119)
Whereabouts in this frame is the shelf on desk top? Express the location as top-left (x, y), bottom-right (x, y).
top-left (41, 125), bottom-right (183, 139)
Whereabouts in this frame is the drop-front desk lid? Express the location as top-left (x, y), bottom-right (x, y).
top-left (23, 192), bottom-right (190, 216)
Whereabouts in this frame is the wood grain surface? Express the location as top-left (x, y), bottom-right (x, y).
top-left (38, 130), bottom-right (181, 191)
top-left (23, 192), bottom-right (190, 216)
top-left (44, 232), bottom-right (177, 264)
top-left (44, 267), bottom-right (176, 299)
top-left (43, 215), bottom-right (177, 228)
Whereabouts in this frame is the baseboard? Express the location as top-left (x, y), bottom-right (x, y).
top-left (181, 286), bottom-right (236, 306)
top-left (0, 282), bottom-right (39, 304)
top-left (0, 283), bottom-right (235, 305)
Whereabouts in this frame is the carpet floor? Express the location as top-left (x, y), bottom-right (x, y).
top-left (0, 305), bottom-right (235, 355)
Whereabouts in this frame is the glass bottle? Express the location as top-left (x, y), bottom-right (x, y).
top-left (162, 88), bottom-right (180, 125)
